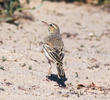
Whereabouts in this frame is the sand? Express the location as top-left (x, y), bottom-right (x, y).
top-left (0, 0), bottom-right (110, 100)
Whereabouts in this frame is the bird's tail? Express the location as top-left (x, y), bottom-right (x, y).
top-left (56, 63), bottom-right (67, 81)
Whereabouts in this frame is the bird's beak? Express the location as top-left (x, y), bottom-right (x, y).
top-left (41, 21), bottom-right (49, 26)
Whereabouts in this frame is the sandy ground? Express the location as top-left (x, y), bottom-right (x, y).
top-left (0, 0), bottom-right (110, 100)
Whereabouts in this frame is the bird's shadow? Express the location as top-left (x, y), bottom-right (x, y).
top-left (46, 74), bottom-right (67, 87)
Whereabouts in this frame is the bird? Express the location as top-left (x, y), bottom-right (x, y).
top-left (42, 21), bottom-right (66, 81)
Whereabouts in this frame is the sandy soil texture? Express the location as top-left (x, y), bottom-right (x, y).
top-left (0, 0), bottom-right (110, 100)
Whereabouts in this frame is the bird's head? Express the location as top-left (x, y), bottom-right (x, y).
top-left (48, 23), bottom-right (60, 34)
top-left (42, 21), bottom-right (60, 34)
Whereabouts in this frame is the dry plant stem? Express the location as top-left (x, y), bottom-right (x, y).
top-left (0, 59), bottom-right (16, 61)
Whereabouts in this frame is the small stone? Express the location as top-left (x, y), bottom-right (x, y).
top-left (5, 82), bottom-right (12, 86)
top-left (21, 63), bottom-right (26, 67)
top-left (62, 94), bottom-right (69, 97)
top-left (85, 76), bottom-right (88, 79)
top-left (77, 84), bottom-right (85, 89)
top-left (0, 88), bottom-right (5, 91)
top-left (58, 91), bottom-right (62, 94)
top-left (51, 92), bottom-right (54, 95)
top-left (28, 66), bottom-right (32, 70)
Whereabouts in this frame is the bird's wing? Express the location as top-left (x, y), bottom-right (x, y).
top-left (43, 43), bottom-right (64, 64)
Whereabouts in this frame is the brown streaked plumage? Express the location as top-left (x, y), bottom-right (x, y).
top-left (42, 21), bottom-right (66, 80)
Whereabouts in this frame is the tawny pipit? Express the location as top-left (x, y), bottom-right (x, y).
top-left (42, 21), bottom-right (66, 80)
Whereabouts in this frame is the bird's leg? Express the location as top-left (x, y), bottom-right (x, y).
top-left (48, 60), bottom-right (52, 76)
top-left (45, 60), bottom-right (52, 82)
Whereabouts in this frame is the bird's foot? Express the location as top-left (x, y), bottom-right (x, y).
top-left (45, 75), bottom-right (51, 82)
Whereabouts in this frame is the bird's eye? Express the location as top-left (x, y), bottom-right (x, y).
top-left (50, 24), bottom-right (52, 26)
